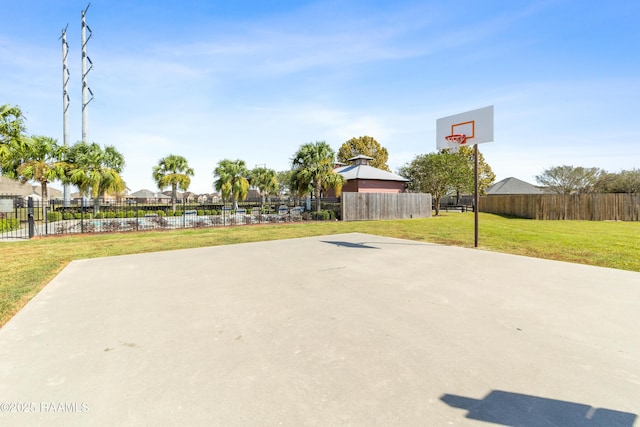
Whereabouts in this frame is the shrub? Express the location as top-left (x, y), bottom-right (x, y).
top-left (47, 212), bottom-right (63, 222)
top-left (63, 212), bottom-right (75, 220)
top-left (0, 218), bottom-right (19, 232)
top-left (94, 212), bottom-right (105, 219)
top-left (197, 210), bottom-right (205, 216)
top-left (137, 210), bottom-right (146, 217)
top-left (156, 210), bottom-right (165, 217)
top-left (310, 210), bottom-right (331, 221)
top-left (106, 212), bottom-right (117, 219)
top-left (116, 211), bottom-right (125, 218)
top-left (126, 210), bottom-right (136, 218)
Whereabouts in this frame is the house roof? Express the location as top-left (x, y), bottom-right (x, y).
top-left (0, 176), bottom-right (34, 196)
top-left (129, 189), bottom-right (171, 199)
top-left (347, 155), bottom-right (374, 161)
top-left (0, 176), bottom-right (63, 198)
top-left (334, 164), bottom-right (410, 182)
top-left (162, 190), bottom-right (184, 199)
top-left (486, 177), bottom-right (543, 195)
top-left (33, 186), bottom-right (63, 199)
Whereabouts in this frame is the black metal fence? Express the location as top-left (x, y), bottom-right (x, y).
top-left (0, 197), bottom-right (342, 240)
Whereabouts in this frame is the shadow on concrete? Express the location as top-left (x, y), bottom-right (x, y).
top-left (441, 390), bottom-right (637, 426)
top-left (321, 240), bottom-right (438, 249)
top-left (359, 240), bottom-right (440, 247)
top-left (320, 240), bottom-right (380, 249)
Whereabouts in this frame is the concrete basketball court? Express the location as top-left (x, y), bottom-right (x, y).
top-left (1, 233), bottom-right (639, 426)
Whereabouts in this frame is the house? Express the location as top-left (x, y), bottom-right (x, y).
top-left (32, 186), bottom-right (63, 200)
top-left (330, 155), bottom-right (409, 195)
top-left (129, 189), bottom-right (172, 204)
top-left (486, 177), bottom-right (543, 195)
top-left (183, 192), bottom-right (197, 203)
top-left (198, 193), bottom-right (221, 203)
top-left (0, 176), bottom-right (63, 203)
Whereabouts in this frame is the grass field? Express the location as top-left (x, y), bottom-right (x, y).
top-left (1, 212), bottom-right (639, 327)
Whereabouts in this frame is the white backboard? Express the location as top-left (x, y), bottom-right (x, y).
top-left (436, 105), bottom-right (494, 150)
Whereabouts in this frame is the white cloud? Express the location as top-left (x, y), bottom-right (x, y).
top-left (2, 0), bottom-right (639, 196)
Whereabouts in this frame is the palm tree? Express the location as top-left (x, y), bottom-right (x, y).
top-left (291, 141), bottom-right (345, 212)
top-left (0, 104), bottom-right (25, 145)
top-left (288, 168), bottom-right (312, 206)
top-left (67, 141), bottom-right (126, 214)
top-left (4, 136), bottom-right (67, 217)
top-left (0, 104), bottom-right (26, 169)
top-left (152, 155), bottom-right (194, 213)
top-left (249, 166), bottom-right (278, 204)
top-left (213, 159), bottom-right (250, 210)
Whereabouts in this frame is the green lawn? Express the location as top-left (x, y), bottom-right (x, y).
top-left (1, 213), bottom-right (639, 327)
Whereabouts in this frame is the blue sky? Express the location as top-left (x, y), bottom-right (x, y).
top-left (2, 0), bottom-right (639, 194)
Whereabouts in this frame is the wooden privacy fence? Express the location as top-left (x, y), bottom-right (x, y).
top-left (341, 192), bottom-right (432, 221)
top-left (480, 193), bottom-right (640, 221)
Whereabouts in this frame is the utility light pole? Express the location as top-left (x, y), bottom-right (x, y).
top-left (60, 24), bottom-right (71, 206)
top-left (81, 3), bottom-right (93, 143)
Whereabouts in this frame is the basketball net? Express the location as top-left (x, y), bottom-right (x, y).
top-left (444, 134), bottom-right (467, 153)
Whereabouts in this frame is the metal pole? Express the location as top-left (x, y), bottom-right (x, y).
top-left (27, 197), bottom-right (35, 239)
top-left (61, 25), bottom-right (71, 206)
top-left (474, 144), bottom-right (479, 248)
top-left (81, 197), bottom-right (85, 233)
top-left (81, 3), bottom-right (93, 143)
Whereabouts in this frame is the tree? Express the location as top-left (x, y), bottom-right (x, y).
top-left (399, 151), bottom-right (471, 216)
top-left (288, 167), bottom-right (313, 202)
top-left (455, 146), bottom-right (496, 196)
top-left (276, 170), bottom-right (294, 198)
top-left (2, 136), bottom-right (67, 216)
top-left (596, 169), bottom-right (640, 193)
top-left (152, 155), bottom-right (194, 213)
top-left (0, 104), bottom-right (25, 145)
top-left (249, 166), bottom-right (278, 204)
top-left (536, 165), bottom-right (603, 194)
top-left (213, 159), bottom-right (250, 210)
top-left (67, 141), bottom-right (126, 214)
top-left (536, 165), bottom-right (604, 219)
top-left (337, 136), bottom-right (390, 171)
top-left (291, 141), bottom-right (345, 212)
top-left (0, 104), bottom-right (27, 168)
top-left (614, 169), bottom-right (640, 193)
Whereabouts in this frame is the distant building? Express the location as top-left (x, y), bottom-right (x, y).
top-left (129, 189), bottom-right (172, 204)
top-left (329, 155), bottom-right (409, 196)
top-left (0, 176), bottom-right (63, 203)
top-left (197, 193), bottom-right (218, 203)
top-left (486, 177), bottom-right (544, 195)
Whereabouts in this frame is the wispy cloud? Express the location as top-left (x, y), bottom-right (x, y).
top-left (2, 0), bottom-right (638, 193)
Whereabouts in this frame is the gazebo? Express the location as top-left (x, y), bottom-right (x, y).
top-left (330, 155), bottom-right (409, 195)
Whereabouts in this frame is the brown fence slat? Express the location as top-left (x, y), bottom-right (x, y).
top-left (342, 193), bottom-right (432, 221)
top-left (480, 193), bottom-right (640, 221)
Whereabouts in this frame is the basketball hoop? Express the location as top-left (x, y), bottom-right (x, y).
top-left (444, 134), bottom-right (467, 152)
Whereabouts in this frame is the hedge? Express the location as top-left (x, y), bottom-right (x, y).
top-left (47, 212), bottom-right (63, 222)
top-left (0, 218), bottom-right (19, 232)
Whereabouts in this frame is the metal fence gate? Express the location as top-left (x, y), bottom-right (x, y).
top-left (0, 196), bottom-right (35, 240)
